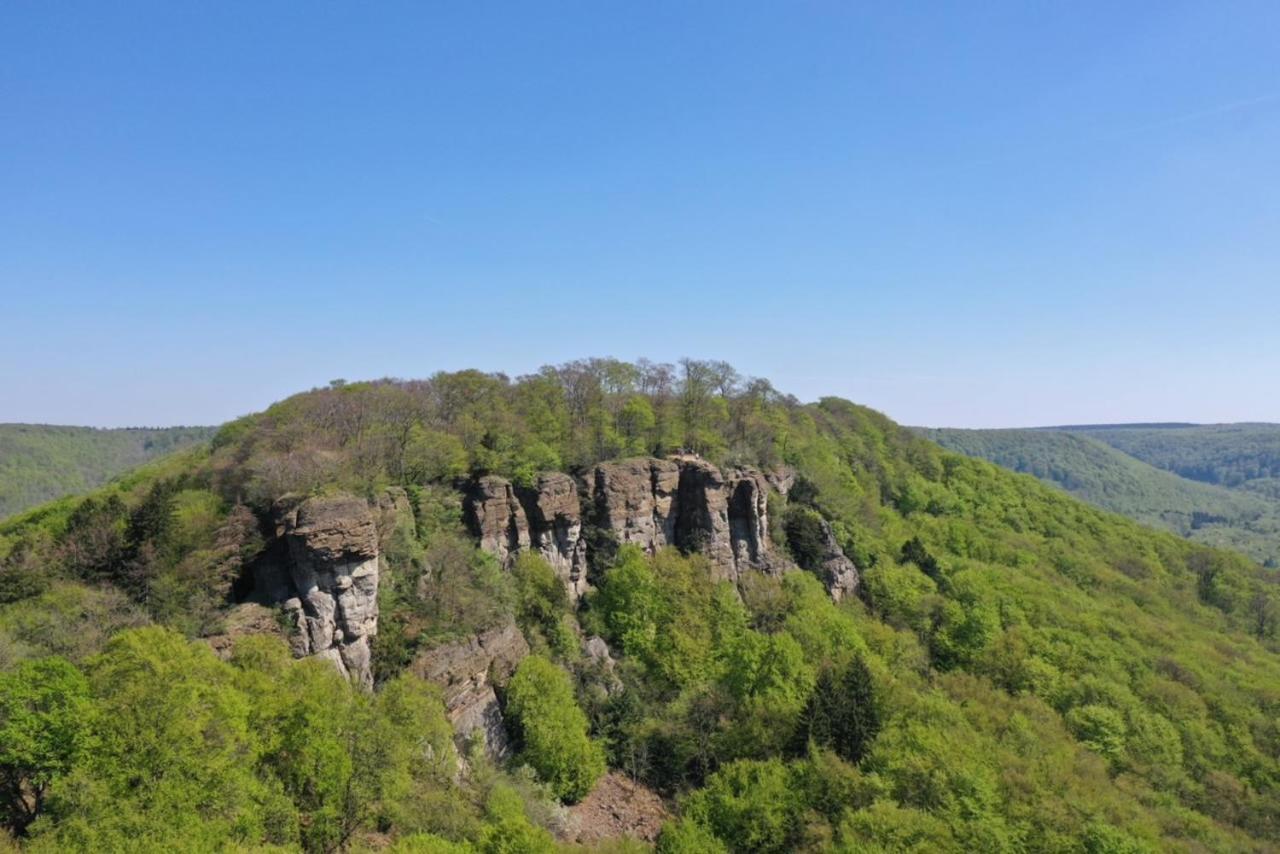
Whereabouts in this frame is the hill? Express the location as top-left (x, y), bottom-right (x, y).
top-left (0, 424), bottom-right (216, 520)
top-left (0, 360), bottom-right (1278, 852)
top-left (1064, 423), bottom-right (1280, 498)
top-left (918, 427), bottom-right (1280, 566)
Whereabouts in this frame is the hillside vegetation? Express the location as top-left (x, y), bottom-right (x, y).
top-left (1069, 424), bottom-right (1280, 495)
top-left (919, 428), bottom-right (1280, 566)
top-left (0, 424), bottom-right (215, 519)
top-left (1, 360), bottom-right (1278, 852)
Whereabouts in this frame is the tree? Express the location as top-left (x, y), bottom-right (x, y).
top-left (617, 395), bottom-right (657, 455)
top-left (504, 656), bottom-right (605, 802)
top-left (30, 627), bottom-right (276, 851)
top-left (681, 759), bottom-right (801, 854)
top-left (511, 553), bottom-right (575, 657)
top-left (0, 658), bottom-right (92, 836)
top-left (791, 657), bottom-right (881, 765)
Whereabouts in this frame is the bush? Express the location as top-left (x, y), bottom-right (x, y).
top-left (504, 656), bottom-right (605, 803)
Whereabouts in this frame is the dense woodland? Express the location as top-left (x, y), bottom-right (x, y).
top-left (1, 359), bottom-right (1279, 852)
top-left (920, 427), bottom-right (1280, 566)
top-left (1069, 424), bottom-right (1280, 495)
top-left (0, 425), bottom-right (214, 519)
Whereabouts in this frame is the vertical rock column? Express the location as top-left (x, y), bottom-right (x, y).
top-left (279, 494), bottom-right (380, 689)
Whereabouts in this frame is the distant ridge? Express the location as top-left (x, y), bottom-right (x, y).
top-left (0, 423), bottom-right (216, 519)
top-left (1034, 422), bottom-right (1200, 431)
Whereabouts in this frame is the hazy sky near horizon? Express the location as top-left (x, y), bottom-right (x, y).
top-left (3, 3), bottom-right (1279, 429)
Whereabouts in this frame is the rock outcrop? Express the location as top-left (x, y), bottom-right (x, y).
top-left (464, 456), bottom-right (785, 593)
top-left (814, 518), bottom-right (860, 602)
top-left (519, 472), bottom-right (590, 598)
top-left (592, 458), bottom-right (680, 551)
top-left (591, 456), bottom-right (781, 583)
top-left (273, 494), bottom-right (381, 689)
top-left (411, 621), bottom-right (530, 759)
top-left (464, 473), bottom-right (589, 600)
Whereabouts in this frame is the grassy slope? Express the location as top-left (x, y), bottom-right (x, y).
top-left (918, 427), bottom-right (1280, 566)
top-left (0, 424), bottom-right (215, 519)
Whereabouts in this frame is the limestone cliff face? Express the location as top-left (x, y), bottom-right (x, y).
top-left (269, 494), bottom-right (381, 689)
top-left (464, 456), bottom-right (787, 594)
top-left (410, 621), bottom-right (530, 759)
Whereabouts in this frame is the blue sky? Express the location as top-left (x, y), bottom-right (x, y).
top-left (2, 2), bottom-right (1278, 428)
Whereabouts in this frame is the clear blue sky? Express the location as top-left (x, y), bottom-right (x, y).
top-left (2, 2), bottom-right (1278, 428)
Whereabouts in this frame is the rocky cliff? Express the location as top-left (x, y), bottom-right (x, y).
top-left (465, 456), bottom-right (789, 596)
top-left (246, 491), bottom-right (411, 688)
top-left (272, 494), bottom-right (381, 688)
top-left (813, 517), bottom-right (860, 602)
top-left (465, 473), bottom-right (589, 599)
top-left (410, 621), bottom-right (530, 759)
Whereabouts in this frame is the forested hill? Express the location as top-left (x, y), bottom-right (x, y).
top-left (918, 427), bottom-right (1280, 566)
top-left (0, 424), bottom-right (215, 519)
top-left (1064, 423), bottom-right (1280, 497)
top-left (1, 360), bottom-right (1279, 852)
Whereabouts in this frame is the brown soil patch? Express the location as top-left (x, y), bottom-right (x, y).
top-left (562, 772), bottom-right (670, 844)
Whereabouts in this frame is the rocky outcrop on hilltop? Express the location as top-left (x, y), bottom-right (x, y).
top-left (464, 456), bottom-right (790, 594)
top-left (411, 621), bottom-right (530, 759)
top-left (464, 473), bottom-right (589, 600)
top-left (520, 472), bottom-right (590, 596)
top-left (591, 457), bottom-right (785, 583)
top-left (591, 458), bottom-right (681, 551)
top-left (264, 494), bottom-right (382, 688)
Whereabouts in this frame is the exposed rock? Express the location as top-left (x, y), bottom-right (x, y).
top-left (816, 518), bottom-right (860, 602)
top-left (597, 456), bottom-right (780, 584)
top-left (582, 635), bottom-right (623, 696)
top-left (463, 456), bottom-right (785, 592)
top-left (765, 465), bottom-right (797, 497)
top-left (583, 635), bottom-right (616, 671)
top-left (274, 494), bottom-right (381, 688)
top-left (464, 476), bottom-right (530, 565)
top-left (561, 772), bottom-right (669, 845)
top-left (411, 621), bottom-right (530, 760)
top-left (464, 474), bottom-right (590, 600)
top-left (518, 472), bottom-right (590, 600)
top-left (592, 458), bottom-right (680, 551)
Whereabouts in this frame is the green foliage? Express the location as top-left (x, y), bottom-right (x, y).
top-left (505, 656), bottom-right (605, 803)
top-left (511, 553), bottom-right (576, 658)
top-left (681, 759), bottom-right (802, 854)
top-left (476, 784), bottom-right (556, 854)
top-left (781, 505), bottom-right (826, 574)
top-left (791, 657), bottom-right (881, 765)
top-left (922, 426), bottom-right (1280, 565)
top-left (0, 657), bottom-right (92, 835)
top-left (0, 424), bottom-right (214, 520)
